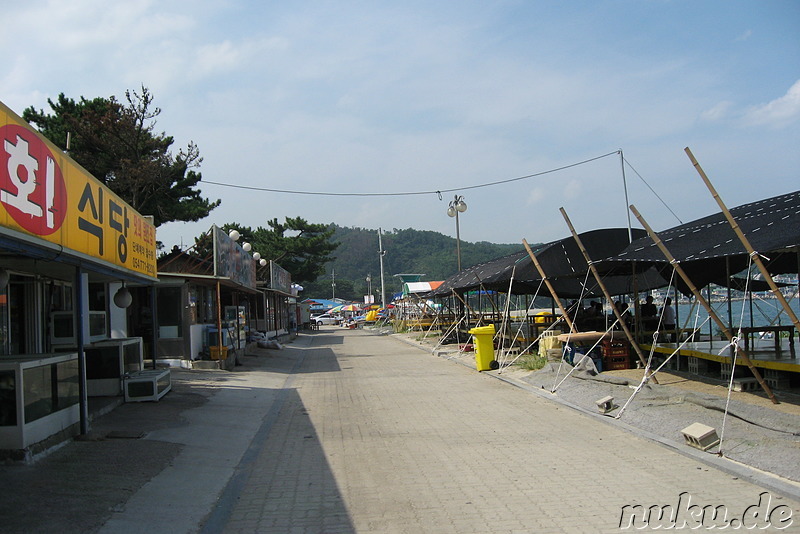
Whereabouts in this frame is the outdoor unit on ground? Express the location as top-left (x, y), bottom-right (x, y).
top-left (123, 370), bottom-right (171, 402)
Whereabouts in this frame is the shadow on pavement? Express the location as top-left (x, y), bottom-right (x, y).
top-left (205, 388), bottom-right (355, 533)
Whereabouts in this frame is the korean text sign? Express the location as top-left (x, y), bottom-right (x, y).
top-left (0, 101), bottom-right (157, 279)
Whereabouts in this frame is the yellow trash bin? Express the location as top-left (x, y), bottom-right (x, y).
top-left (468, 324), bottom-right (497, 371)
top-left (210, 346), bottom-right (228, 360)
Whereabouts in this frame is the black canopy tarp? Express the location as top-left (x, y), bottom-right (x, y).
top-left (431, 191), bottom-right (799, 301)
top-left (598, 190), bottom-right (800, 294)
top-left (431, 228), bottom-right (669, 299)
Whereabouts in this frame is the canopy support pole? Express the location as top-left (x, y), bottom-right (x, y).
top-left (216, 280), bottom-right (223, 368)
top-left (451, 290), bottom-right (480, 326)
top-left (630, 204), bottom-right (778, 404)
top-left (726, 257), bottom-right (733, 332)
top-left (522, 239), bottom-right (576, 333)
top-left (686, 147), bottom-right (800, 334)
top-left (559, 208), bottom-right (656, 379)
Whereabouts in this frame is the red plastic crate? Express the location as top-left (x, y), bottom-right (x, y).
top-left (601, 340), bottom-right (629, 359)
top-left (604, 354), bottom-right (630, 370)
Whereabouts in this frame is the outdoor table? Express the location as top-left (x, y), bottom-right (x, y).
top-left (738, 325), bottom-right (796, 358)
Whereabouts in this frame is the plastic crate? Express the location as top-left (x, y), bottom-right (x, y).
top-left (601, 340), bottom-right (629, 359)
top-left (210, 346), bottom-right (229, 360)
top-left (603, 354), bottom-right (630, 370)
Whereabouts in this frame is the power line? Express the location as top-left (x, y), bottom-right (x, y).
top-left (200, 150), bottom-right (621, 198)
top-left (622, 156), bottom-right (684, 224)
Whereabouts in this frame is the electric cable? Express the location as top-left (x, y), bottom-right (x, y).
top-left (622, 156), bottom-right (684, 224)
top-left (201, 151), bottom-right (620, 197)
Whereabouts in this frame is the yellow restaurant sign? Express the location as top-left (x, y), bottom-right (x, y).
top-left (0, 101), bottom-right (157, 279)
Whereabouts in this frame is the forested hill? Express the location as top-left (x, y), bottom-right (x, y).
top-left (302, 225), bottom-right (524, 300)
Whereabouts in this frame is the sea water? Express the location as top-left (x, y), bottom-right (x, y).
top-left (675, 296), bottom-right (800, 331)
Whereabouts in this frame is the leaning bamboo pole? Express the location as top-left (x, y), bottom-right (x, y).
top-left (450, 289), bottom-right (481, 325)
top-left (685, 147), bottom-right (800, 334)
top-left (629, 204), bottom-right (778, 404)
top-left (559, 209), bottom-right (656, 378)
top-left (522, 239), bottom-right (576, 333)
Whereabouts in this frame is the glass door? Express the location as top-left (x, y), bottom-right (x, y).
top-left (6, 275), bottom-right (42, 355)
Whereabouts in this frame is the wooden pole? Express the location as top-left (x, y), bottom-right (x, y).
top-left (216, 280), bottom-right (223, 365)
top-left (558, 208), bottom-right (656, 378)
top-left (629, 204), bottom-right (778, 404)
top-left (450, 289), bottom-right (480, 323)
top-left (686, 147), bottom-right (800, 334)
top-left (522, 239), bottom-right (576, 332)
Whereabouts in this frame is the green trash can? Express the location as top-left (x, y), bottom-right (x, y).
top-left (468, 324), bottom-right (498, 371)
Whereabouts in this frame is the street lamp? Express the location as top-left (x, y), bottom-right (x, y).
top-left (447, 194), bottom-right (467, 271)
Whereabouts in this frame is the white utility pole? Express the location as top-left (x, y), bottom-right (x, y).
top-left (378, 228), bottom-right (386, 308)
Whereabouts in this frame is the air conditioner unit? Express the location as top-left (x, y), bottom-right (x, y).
top-left (123, 370), bottom-right (171, 402)
top-left (85, 338), bottom-right (144, 396)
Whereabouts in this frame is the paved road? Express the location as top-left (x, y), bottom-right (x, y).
top-left (204, 328), bottom-right (800, 532)
top-left (3, 327), bottom-right (798, 533)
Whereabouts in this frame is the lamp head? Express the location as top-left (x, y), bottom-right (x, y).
top-left (228, 229), bottom-right (240, 241)
top-left (242, 242), bottom-right (252, 252)
top-left (114, 286), bottom-right (133, 308)
top-left (447, 206), bottom-right (456, 218)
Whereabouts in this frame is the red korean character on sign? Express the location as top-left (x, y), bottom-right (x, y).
top-left (0, 125), bottom-right (67, 235)
top-left (133, 214), bottom-right (155, 247)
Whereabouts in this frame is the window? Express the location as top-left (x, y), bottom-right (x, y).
top-left (87, 282), bottom-right (107, 342)
top-left (88, 282), bottom-right (106, 312)
top-left (48, 282), bottom-right (76, 348)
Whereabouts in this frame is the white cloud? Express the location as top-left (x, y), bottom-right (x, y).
top-left (527, 188), bottom-right (546, 205)
top-left (563, 180), bottom-right (582, 200)
top-left (742, 80), bottom-right (800, 128)
top-left (192, 37), bottom-right (289, 79)
top-left (700, 101), bottom-right (733, 122)
top-left (3, 1), bottom-right (799, 250)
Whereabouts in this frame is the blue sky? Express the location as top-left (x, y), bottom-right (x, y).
top-left (2, 0), bottom-right (798, 256)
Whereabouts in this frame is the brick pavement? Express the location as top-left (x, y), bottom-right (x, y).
top-left (213, 328), bottom-right (800, 533)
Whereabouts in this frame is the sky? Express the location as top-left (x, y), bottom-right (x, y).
top-left (2, 0), bottom-right (799, 257)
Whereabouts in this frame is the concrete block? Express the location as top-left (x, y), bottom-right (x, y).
top-left (732, 377), bottom-right (759, 392)
top-left (688, 356), bottom-right (707, 375)
top-left (764, 377), bottom-right (792, 390)
top-left (595, 396), bottom-right (615, 414)
top-left (681, 423), bottom-right (720, 451)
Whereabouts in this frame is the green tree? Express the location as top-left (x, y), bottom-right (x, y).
top-left (252, 217), bottom-right (338, 284)
top-left (302, 276), bottom-right (360, 302)
top-left (215, 218), bottom-right (338, 285)
top-left (23, 87), bottom-right (220, 227)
